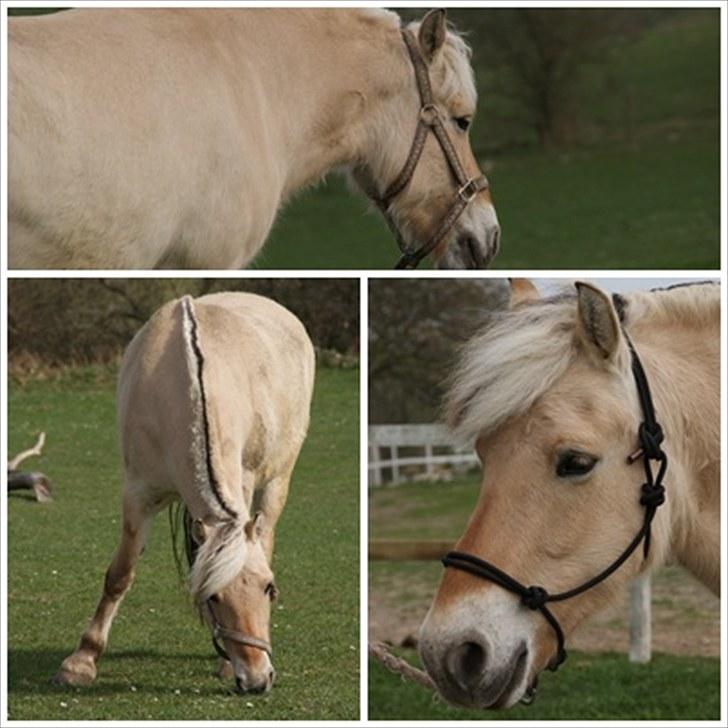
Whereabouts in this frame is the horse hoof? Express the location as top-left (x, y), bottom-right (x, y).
top-left (53, 656), bottom-right (96, 686)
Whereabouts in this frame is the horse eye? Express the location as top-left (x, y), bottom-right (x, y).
top-left (454, 116), bottom-right (471, 131)
top-left (209, 593), bottom-right (220, 603)
top-left (556, 451), bottom-right (598, 478)
top-left (264, 582), bottom-right (278, 600)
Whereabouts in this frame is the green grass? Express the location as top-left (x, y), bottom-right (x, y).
top-left (369, 474), bottom-right (480, 540)
top-left (369, 649), bottom-right (720, 720)
top-left (7, 366), bottom-right (360, 720)
top-left (260, 136), bottom-right (718, 270)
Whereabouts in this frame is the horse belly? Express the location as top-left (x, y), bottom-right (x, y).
top-left (8, 11), bottom-right (279, 269)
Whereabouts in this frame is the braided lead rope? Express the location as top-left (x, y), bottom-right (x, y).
top-left (368, 642), bottom-right (436, 691)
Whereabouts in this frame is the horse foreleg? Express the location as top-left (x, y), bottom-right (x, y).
top-left (54, 492), bottom-right (155, 686)
top-left (256, 467), bottom-right (294, 563)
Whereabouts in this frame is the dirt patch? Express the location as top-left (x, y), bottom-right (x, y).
top-left (369, 564), bottom-right (720, 657)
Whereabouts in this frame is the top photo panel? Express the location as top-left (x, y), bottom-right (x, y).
top-left (7, 6), bottom-right (721, 271)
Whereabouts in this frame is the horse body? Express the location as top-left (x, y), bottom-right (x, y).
top-left (419, 281), bottom-right (719, 709)
top-left (10, 8), bottom-right (499, 269)
top-left (55, 292), bottom-right (315, 693)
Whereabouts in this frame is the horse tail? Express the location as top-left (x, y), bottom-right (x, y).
top-left (168, 500), bottom-right (197, 584)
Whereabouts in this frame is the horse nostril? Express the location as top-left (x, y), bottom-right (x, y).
top-left (446, 639), bottom-right (487, 690)
top-left (491, 226), bottom-right (501, 255)
top-left (457, 234), bottom-right (480, 269)
top-left (268, 668), bottom-right (276, 687)
top-left (235, 676), bottom-right (245, 694)
top-left (462, 641), bottom-right (486, 675)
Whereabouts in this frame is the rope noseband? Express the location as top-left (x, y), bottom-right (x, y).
top-left (443, 336), bottom-right (667, 671)
top-left (367, 29), bottom-right (489, 270)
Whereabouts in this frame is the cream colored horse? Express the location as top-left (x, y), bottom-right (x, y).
top-left (9, 8), bottom-right (498, 269)
top-left (420, 280), bottom-right (719, 709)
top-left (54, 292), bottom-right (315, 694)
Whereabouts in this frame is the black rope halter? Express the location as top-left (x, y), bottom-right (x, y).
top-left (443, 336), bottom-right (667, 671)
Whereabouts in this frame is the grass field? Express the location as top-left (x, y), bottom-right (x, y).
top-left (368, 475), bottom-right (721, 720)
top-left (7, 365), bottom-right (359, 721)
top-left (369, 649), bottom-right (720, 720)
top-left (261, 136), bottom-right (719, 270)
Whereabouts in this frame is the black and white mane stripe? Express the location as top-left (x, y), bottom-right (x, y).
top-left (181, 296), bottom-right (237, 520)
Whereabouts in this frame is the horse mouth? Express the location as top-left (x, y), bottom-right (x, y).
top-left (487, 646), bottom-right (529, 709)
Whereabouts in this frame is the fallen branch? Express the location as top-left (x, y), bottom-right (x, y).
top-left (8, 471), bottom-right (53, 503)
top-left (8, 431), bottom-right (45, 470)
top-left (8, 432), bottom-right (53, 503)
top-left (368, 641), bottom-right (436, 692)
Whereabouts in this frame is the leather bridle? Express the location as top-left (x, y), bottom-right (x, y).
top-left (443, 335), bottom-right (667, 671)
top-left (206, 598), bottom-right (272, 662)
top-left (365, 29), bottom-right (489, 270)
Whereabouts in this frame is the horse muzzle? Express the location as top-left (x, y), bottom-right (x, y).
top-left (234, 666), bottom-right (275, 695)
top-left (419, 630), bottom-right (531, 710)
top-left (437, 211), bottom-right (501, 270)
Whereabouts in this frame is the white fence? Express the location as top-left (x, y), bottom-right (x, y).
top-left (368, 424), bottom-right (479, 486)
top-left (368, 423), bottom-right (652, 662)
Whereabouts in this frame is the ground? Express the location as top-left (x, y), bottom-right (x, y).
top-left (7, 365), bottom-right (360, 721)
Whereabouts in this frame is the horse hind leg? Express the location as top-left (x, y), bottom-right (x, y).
top-left (54, 488), bottom-right (156, 686)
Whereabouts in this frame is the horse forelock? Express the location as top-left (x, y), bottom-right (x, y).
top-left (446, 281), bottom-right (719, 448)
top-left (188, 519), bottom-right (249, 603)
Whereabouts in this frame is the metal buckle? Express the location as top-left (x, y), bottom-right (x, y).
top-left (419, 103), bottom-right (439, 126)
top-left (458, 178), bottom-right (480, 203)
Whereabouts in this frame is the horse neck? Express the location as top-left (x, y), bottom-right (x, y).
top-left (631, 311), bottom-right (719, 593)
top-left (239, 10), bottom-right (410, 198)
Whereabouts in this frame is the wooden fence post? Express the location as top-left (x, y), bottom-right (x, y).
top-left (629, 573), bottom-right (651, 663)
top-left (370, 445), bottom-right (382, 487)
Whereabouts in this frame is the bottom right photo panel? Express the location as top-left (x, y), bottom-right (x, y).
top-left (368, 277), bottom-right (720, 721)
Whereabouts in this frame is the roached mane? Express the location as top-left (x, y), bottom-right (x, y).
top-left (445, 281), bottom-right (720, 448)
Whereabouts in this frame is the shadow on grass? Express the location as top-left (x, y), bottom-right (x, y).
top-left (8, 647), bottom-right (232, 697)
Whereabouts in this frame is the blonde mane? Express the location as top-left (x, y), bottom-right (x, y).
top-left (446, 282), bottom-right (720, 448)
top-left (179, 295), bottom-right (249, 603)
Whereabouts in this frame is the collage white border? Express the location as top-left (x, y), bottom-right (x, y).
top-left (1, 1), bottom-right (726, 726)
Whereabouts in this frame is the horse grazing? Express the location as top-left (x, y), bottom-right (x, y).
top-left (54, 293), bottom-right (315, 694)
top-left (420, 279), bottom-right (719, 709)
top-left (9, 8), bottom-right (499, 270)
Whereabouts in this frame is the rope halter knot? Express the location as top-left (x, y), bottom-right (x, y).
top-left (521, 586), bottom-right (549, 611)
top-left (638, 421), bottom-right (665, 460)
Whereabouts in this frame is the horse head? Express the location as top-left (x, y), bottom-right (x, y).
top-left (419, 280), bottom-right (670, 708)
top-left (354, 9), bottom-right (500, 269)
top-left (189, 512), bottom-right (277, 695)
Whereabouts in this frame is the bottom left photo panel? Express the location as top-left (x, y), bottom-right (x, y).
top-left (6, 278), bottom-right (360, 721)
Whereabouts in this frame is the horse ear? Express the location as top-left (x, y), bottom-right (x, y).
top-left (191, 518), bottom-right (207, 545)
top-left (575, 281), bottom-right (622, 360)
top-left (509, 278), bottom-right (540, 307)
top-left (418, 9), bottom-right (447, 62)
top-left (244, 511), bottom-right (265, 542)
